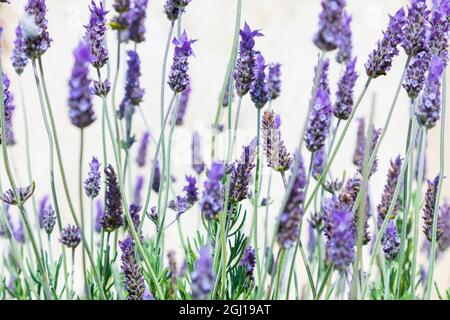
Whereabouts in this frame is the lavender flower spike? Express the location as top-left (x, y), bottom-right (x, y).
top-left (111, 0), bottom-right (130, 30)
top-left (262, 111), bottom-right (292, 172)
top-left (38, 195), bottom-right (49, 228)
top-left (327, 208), bottom-right (355, 271)
top-left (277, 153), bottom-right (306, 249)
top-left (192, 131), bottom-right (205, 174)
top-left (199, 162), bottom-right (224, 220)
top-left (268, 63), bottom-right (282, 100)
top-left (336, 11), bottom-right (352, 64)
top-left (416, 55), bottom-right (445, 129)
top-left (240, 246), bottom-right (256, 284)
top-left (313, 0), bottom-right (346, 52)
top-left (59, 224), bottom-right (81, 249)
top-left (312, 148), bottom-right (326, 180)
top-left (126, 0), bottom-right (149, 44)
top-left (11, 25), bottom-right (29, 75)
top-left (163, 0), bottom-right (180, 22)
top-left (191, 247), bottom-right (215, 300)
top-left (41, 203), bottom-right (56, 235)
top-left (133, 175), bottom-right (145, 205)
top-left (334, 58), bottom-right (358, 120)
top-left (68, 40), bottom-right (95, 129)
top-left (136, 131), bottom-right (150, 167)
top-left (119, 237), bottom-right (145, 300)
top-left (229, 138), bottom-right (257, 204)
top-left (403, 51), bottom-right (430, 99)
top-left (119, 50), bottom-right (144, 118)
top-left (168, 31), bottom-right (196, 93)
top-left (84, 0), bottom-right (109, 69)
top-left (233, 23), bottom-right (263, 97)
top-left (84, 157), bottom-right (101, 199)
top-left (401, 0), bottom-right (430, 56)
top-left (176, 83), bottom-right (191, 125)
top-left (365, 8), bottom-right (406, 78)
top-left (429, 1), bottom-right (449, 66)
top-left (250, 53), bottom-right (270, 109)
top-left (382, 220), bottom-right (400, 261)
top-left (423, 176), bottom-right (444, 241)
top-left (101, 165), bottom-right (124, 232)
top-left (23, 0), bottom-right (52, 59)
top-left (305, 88), bottom-right (333, 152)
top-left (1, 73), bottom-right (16, 146)
top-left (353, 117), bottom-right (365, 166)
top-left (377, 156), bottom-right (403, 220)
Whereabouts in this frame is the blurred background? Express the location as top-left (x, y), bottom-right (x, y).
top-left (0, 0), bottom-right (449, 296)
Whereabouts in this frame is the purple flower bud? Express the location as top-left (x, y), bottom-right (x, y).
top-left (11, 25), bottom-right (29, 75)
top-left (176, 83), bottom-right (191, 125)
top-left (429, 1), bottom-right (449, 66)
top-left (163, 0), bottom-right (182, 21)
top-left (229, 138), bottom-right (257, 204)
top-left (152, 159), bottom-right (162, 193)
top-left (312, 147), bottom-right (326, 180)
top-left (250, 53), bottom-right (270, 109)
top-left (313, 0), bottom-right (346, 52)
top-left (119, 50), bottom-right (144, 119)
top-left (240, 246), bottom-right (256, 284)
top-left (67, 40), bottom-right (95, 129)
top-left (183, 175), bottom-right (198, 205)
top-left (1, 73), bottom-right (16, 146)
top-left (365, 8), bottom-right (406, 78)
top-left (125, 0), bottom-right (148, 44)
top-left (84, 0), bottom-right (109, 69)
top-left (38, 195), bottom-right (49, 228)
top-left (353, 117), bottom-right (365, 166)
top-left (119, 236), bottom-right (145, 300)
top-left (191, 131), bottom-right (205, 174)
top-left (403, 51), bottom-right (430, 98)
top-left (41, 203), bottom-right (55, 235)
top-left (102, 165), bottom-right (124, 232)
top-left (305, 88), bottom-right (333, 152)
top-left (336, 11), bottom-right (352, 64)
top-left (128, 203), bottom-right (143, 240)
top-left (401, 0), bottom-right (430, 56)
top-left (262, 111), bottom-right (292, 172)
top-left (1, 183), bottom-right (35, 206)
top-left (378, 156), bottom-right (403, 221)
top-left (382, 220), bottom-right (400, 260)
top-left (334, 58), bottom-right (358, 120)
top-left (191, 247), bottom-right (215, 300)
top-left (136, 131), bottom-right (150, 167)
top-left (84, 157), bottom-right (101, 199)
top-left (168, 31), bottom-right (196, 93)
top-left (199, 162), bottom-right (224, 220)
top-left (416, 55), bottom-right (445, 128)
top-left (233, 23), bottom-right (263, 97)
top-left (327, 208), bottom-right (355, 271)
top-left (268, 63), bottom-right (282, 100)
top-left (23, 0), bottom-right (52, 59)
top-left (423, 175), bottom-right (444, 241)
top-left (113, 0), bottom-right (130, 13)
top-left (59, 224), bottom-right (81, 249)
top-left (95, 199), bottom-right (103, 233)
top-left (93, 79), bottom-right (111, 97)
top-left (134, 175), bottom-right (145, 205)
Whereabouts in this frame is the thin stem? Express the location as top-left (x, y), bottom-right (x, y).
top-left (70, 248), bottom-right (76, 299)
top-left (252, 108), bottom-right (262, 287)
top-left (78, 129), bottom-right (88, 297)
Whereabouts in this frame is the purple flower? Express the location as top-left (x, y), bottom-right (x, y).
top-left (191, 247), bottom-right (215, 300)
top-left (307, 222), bottom-right (317, 260)
top-left (250, 53), bottom-right (270, 109)
top-left (334, 58), bottom-right (358, 120)
top-left (128, 203), bottom-right (143, 240)
top-left (136, 131), bottom-right (150, 167)
top-left (199, 162), bottom-right (224, 220)
top-left (318, 57), bottom-right (331, 94)
top-left (172, 176), bottom-right (198, 216)
top-left (229, 138), bottom-right (257, 204)
top-left (163, 0), bottom-right (181, 21)
top-left (262, 111), bottom-right (292, 172)
top-left (416, 55), bottom-right (445, 129)
top-left (268, 63), bottom-right (282, 100)
top-left (84, 0), bottom-right (109, 69)
top-left (38, 195), bottom-right (49, 228)
top-left (168, 31), bottom-right (196, 93)
top-left (84, 157), bottom-right (101, 199)
top-left (93, 79), bottom-right (111, 97)
top-left (119, 236), bottom-right (145, 300)
top-left (173, 0), bottom-right (192, 7)
top-left (94, 199), bottom-right (103, 233)
top-left (1, 73), bottom-right (16, 146)
top-left (438, 200), bottom-right (450, 251)
top-left (401, 0), bottom-right (430, 56)
top-left (119, 50), bottom-right (144, 119)
top-left (11, 25), bottom-right (29, 75)
top-left (67, 40), bottom-right (95, 129)
top-left (233, 23), bottom-right (263, 97)
top-left (336, 11), bottom-right (352, 64)
top-left (23, 0), bottom-right (52, 59)
top-left (277, 153), bottom-right (306, 249)
top-left (101, 165), bottom-right (124, 232)
top-left (429, 1), bottom-right (449, 66)
top-left (59, 224), bottom-right (81, 249)
top-left (191, 131), bottom-right (205, 174)
top-left (152, 159), bottom-right (161, 193)
top-left (134, 175), bottom-right (145, 205)
top-left (1, 183), bottom-right (35, 206)
top-left (353, 117), bottom-right (365, 167)
top-left (312, 148), bottom-right (326, 180)
top-left (111, 0), bottom-right (130, 30)
top-left (113, 0), bottom-right (130, 13)
top-left (176, 83), bottom-right (191, 125)
top-left (305, 88), bottom-right (333, 153)
top-left (240, 246), bottom-right (256, 284)
top-left (125, 0), bottom-right (148, 44)
top-left (377, 156), bottom-right (403, 221)
top-left (41, 203), bottom-right (55, 235)
top-left (313, 0), bottom-right (346, 52)
top-left (327, 208), bottom-right (355, 271)
top-left (423, 175), bottom-right (443, 242)
top-left (382, 220), bottom-right (400, 260)
top-left (365, 8), bottom-right (406, 78)
top-left (403, 51), bottom-right (430, 98)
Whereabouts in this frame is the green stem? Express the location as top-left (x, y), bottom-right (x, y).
top-left (78, 128), bottom-right (88, 297)
top-left (252, 108), bottom-right (262, 287)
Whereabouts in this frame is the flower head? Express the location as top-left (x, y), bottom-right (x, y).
top-left (136, 131), bottom-right (150, 167)
top-left (313, 0), bottom-right (346, 51)
top-left (250, 53), bottom-right (270, 109)
top-left (1, 183), bottom-right (35, 206)
top-left (119, 236), bottom-right (145, 300)
top-left (84, 0), bottom-right (109, 69)
top-left (84, 157), bottom-right (101, 199)
top-left (423, 175), bottom-right (444, 241)
top-left (305, 88), bottom-right (333, 152)
top-left (23, 0), bottom-right (52, 58)
top-left (68, 40), bottom-right (95, 129)
top-left (152, 159), bottom-right (162, 193)
top-left (229, 138), bottom-right (257, 204)
top-left (111, 0), bottom-right (130, 30)
top-left (428, 0), bottom-right (449, 65)
top-left (11, 25), bottom-right (29, 75)
top-left (119, 50), bottom-right (144, 118)
top-left (336, 11), bottom-right (352, 64)
top-left (168, 31), bottom-right (196, 93)
top-left (1, 73), bottom-right (16, 146)
top-left (125, 0), bottom-right (148, 44)
top-left (334, 58), bottom-right (358, 120)
top-left (41, 203), bottom-right (56, 235)
top-left (401, 0), bottom-right (430, 56)
top-left (101, 165), bottom-right (124, 232)
top-left (191, 247), bottom-right (215, 300)
top-left (199, 162), bottom-right (224, 220)
top-left (382, 220), bottom-right (400, 260)
top-left (268, 63), bottom-right (282, 100)
top-left (262, 111), bottom-right (292, 172)
top-left (133, 175), bottom-right (145, 205)
top-left (312, 148), bottom-right (326, 180)
top-left (377, 156), bottom-right (403, 220)
top-left (59, 224), bottom-right (81, 249)
top-left (240, 246), bottom-right (256, 284)
top-left (403, 51), bottom-right (430, 98)
top-left (327, 208), bottom-right (355, 271)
